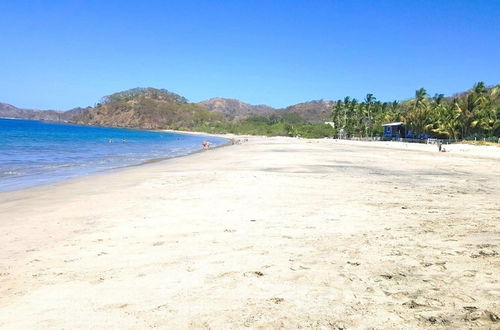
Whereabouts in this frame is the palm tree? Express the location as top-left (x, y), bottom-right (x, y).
top-left (364, 93), bottom-right (376, 137)
top-left (347, 98), bottom-right (358, 136)
top-left (405, 88), bottom-right (429, 136)
top-left (455, 82), bottom-right (490, 138)
top-left (331, 100), bottom-right (343, 130)
top-left (471, 85), bottom-right (498, 137)
top-left (428, 102), bottom-right (460, 139)
top-left (342, 96), bottom-right (351, 129)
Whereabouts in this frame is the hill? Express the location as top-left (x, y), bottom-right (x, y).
top-left (199, 98), bottom-right (335, 123)
top-left (281, 100), bottom-right (335, 123)
top-left (5, 82), bottom-right (496, 139)
top-left (2, 89), bottom-right (336, 128)
top-left (199, 98), bottom-right (275, 119)
top-left (0, 103), bottom-right (86, 122)
top-left (71, 88), bottom-right (222, 129)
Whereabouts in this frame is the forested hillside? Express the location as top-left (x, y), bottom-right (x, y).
top-left (71, 88), bottom-right (222, 130)
top-left (3, 83), bottom-right (498, 140)
top-left (199, 98), bottom-right (275, 119)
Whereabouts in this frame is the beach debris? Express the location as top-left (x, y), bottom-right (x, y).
top-left (346, 261), bottom-right (360, 266)
top-left (152, 241), bottom-right (165, 246)
top-left (250, 219), bottom-right (257, 222)
top-left (224, 229), bottom-right (236, 233)
top-left (269, 297), bottom-right (284, 304)
top-left (427, 316), bottom-right (438, 324)
top-left (243, 271), bottom-right (264, 277)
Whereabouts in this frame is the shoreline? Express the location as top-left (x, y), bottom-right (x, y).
top-left (1, 136), bottom-right (499, 328)
top-left (0, 141), bottom-right (232, 197)
top-left (2, 134), bottom-right (498, 197)
top-left (0, 126), bottom-right (231, 194)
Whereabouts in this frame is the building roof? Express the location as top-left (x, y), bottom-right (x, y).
top-left (382, 122), bottom-right (404, 126)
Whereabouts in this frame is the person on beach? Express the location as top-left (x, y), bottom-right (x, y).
top-left (437, 140), bottom-right (442, 152)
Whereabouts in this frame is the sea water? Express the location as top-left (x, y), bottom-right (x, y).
top-left (0, 118), bottom-right (228, 192)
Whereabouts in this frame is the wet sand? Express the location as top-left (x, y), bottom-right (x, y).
top-left (0, 137), bottom-right (499, 328)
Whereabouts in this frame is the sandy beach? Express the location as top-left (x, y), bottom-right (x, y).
top-left (1, 137), bottom-right (499, 329)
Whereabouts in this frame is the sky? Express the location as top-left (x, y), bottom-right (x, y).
top-left (1, 0), bottom-right (499, 110)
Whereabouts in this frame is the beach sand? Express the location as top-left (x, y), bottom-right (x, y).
top-left (0, 137), bottom-right (499, 329)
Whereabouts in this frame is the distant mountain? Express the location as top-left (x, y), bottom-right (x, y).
top-left (71, 88), bottom-right (221, 129)
top-left (1, 90), bottom-right (335, 129)
top-left (199, 97), bottom-right (334, 123)
top-left (0, 102), bottom-right (86, 122)
top-left (199, 97), bottom-right (275, 119)
top-left (280, 100), bottom-right (334, 123)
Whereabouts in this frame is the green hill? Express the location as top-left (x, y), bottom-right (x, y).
top-left (4, 83), bottom-right (498, 140)
top-left (71, 88), bottom-right (222, 130)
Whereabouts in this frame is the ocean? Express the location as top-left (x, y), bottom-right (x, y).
top-left (0, 118), bottom-right (228, 192)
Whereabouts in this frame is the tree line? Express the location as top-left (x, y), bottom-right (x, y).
top-left (331, 82), bottom-right (499, 140)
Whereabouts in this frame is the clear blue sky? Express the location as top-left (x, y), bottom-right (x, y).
top-left (1, 0), bottom-right (499, 110)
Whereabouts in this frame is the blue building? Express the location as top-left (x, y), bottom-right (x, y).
top-left (382, 122), bottom-right (405, 139)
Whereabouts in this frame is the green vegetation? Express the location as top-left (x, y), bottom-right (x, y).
top-left (331, 82), bottom-right (500, 139)
top-left (193, 115), bottom-right (336, 138)
top-left (71, 83), bottom-right (499, 140)
top-left (100, 87), bottom-right (188, 104)
top-left (73, 88), bottom-right (222, 130)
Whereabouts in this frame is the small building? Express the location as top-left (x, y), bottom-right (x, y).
top-left (382, 122), bottom-right (405, 139)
